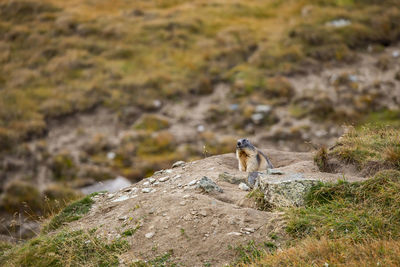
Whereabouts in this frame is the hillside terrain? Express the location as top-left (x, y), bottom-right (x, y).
top-left (0, 0), bottom-right (400, 265)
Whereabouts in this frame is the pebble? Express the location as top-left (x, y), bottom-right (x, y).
top-left (197, 125), bottom-right (205, 132)
top-left (173, 174), bottom-right (182, 180)
top-left (239, 182), bottom-right (250, 191)
top-left (142, 188), bottom-right (152, 193)
top-left (326, 18), bottom-right (351, 28)
top-left (148, 178), bottom-right (156, 184)
top-left (267, 169), bottom-right (284, 175)
top-left (159, 176), bottom-right (170, 182)
top-left (241, 227), bottom-right (255, 233)
top-left (251, 113), bottom-right (264, 124)
top-left (183, 194), bottom-right (191, 199)
top-left (199, 210), bottom-right (207, 217)
top-left (118, 216), bottom-right (127, 221)
top-left (255, 105), bottom-right (271, 114)
top-left (188, 180), bottom-right (198, 186)
top-left (392, 50), bottom-right (400, 58)
top-left (227, 232), bottom-right (242, 236)
top-left (145, 232), bottom-right (155, 239)
top-left (107, 152), bottom-right (116, 160)
top-left (165, 169), bottom-right (173, 174)
top-left (172, 161), bottom-right (185, 168)
top-left (179, 201), bottom-right (186, 206)
top-left (143, 181), bottom-right (150, 186)
top-left (112, 195), bottom-right (131, 203)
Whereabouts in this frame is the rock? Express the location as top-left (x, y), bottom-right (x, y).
top-left (219, 172), bottom-right (246, 185)
top-left (148, 178), bottom-right (156, 184)
top-left (118, 216), bottom-right (127, 221)
top-left (179, 201), bottom-right (186, 206)
top-left (256, 173), bottom-right (319, 207)
top-left (112, 195), bottom-right (132, 202)
top-left (107, 152), bottom-right (116, 160)
top-left (197, 125), bottom-right (205, 132)
top-left (143, 181), bottom-right (150, 186)
top-left (251, 113), bottom-right (264, 124)
top-left (142, 188), bottom-right (152, 193)
top-left (267, 169), bottom-right (284, 175)
top-left (196, 176), bottom-right (223, 193)
top-left (326, 18), bottom-right (351, 28)
top-left (392, 50), bottom-right (400, 58)
top-left (255, 105), bottom-right (272, 114)
top-left (241, 227), bottom-right (255, 233)
top-left (159, 176), bottom-right (170, 182)
top-left (172, 161), bottom-right (185, 168)
top-left (81, 176), bottom-right (132, 194)
top-left (238, 182), bottom-right (250, 191)
top-left (145, 232), bottom-right (154, 239)
top-left (199, 210), bottom-right (207, 217)
top-left (188, 180), bottom-right (198, 186)
top-left (227, 232), bottom-right (242, 236)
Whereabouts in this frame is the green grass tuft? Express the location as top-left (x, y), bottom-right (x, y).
top-left (42, 192), bottom-right (100, 233)
top-left (0, 229), bottom-right (129, 267)
top-left (287, 170), bottom-right (400, 240)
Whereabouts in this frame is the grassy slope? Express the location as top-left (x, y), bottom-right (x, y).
top-left (1, 0), bottom-right (400, 150)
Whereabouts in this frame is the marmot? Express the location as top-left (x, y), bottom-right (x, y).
top-left (236, 138), bottom-right (273, 172)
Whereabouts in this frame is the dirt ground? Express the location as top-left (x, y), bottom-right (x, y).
top-left (68, 150), bottom-right (364, 266)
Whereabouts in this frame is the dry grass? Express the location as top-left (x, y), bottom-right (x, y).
top-left (251, 237), bottom-right (400, 267)
top-left (2, 0), bottom-right (399, 152)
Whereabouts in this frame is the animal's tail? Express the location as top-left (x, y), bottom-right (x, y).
top-left (260, 151), bottom-right (274, 169)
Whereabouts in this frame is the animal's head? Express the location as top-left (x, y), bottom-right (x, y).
top-left (236, 138), bottom-right (254, 150)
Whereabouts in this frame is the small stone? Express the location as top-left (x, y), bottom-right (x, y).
top-left (211, 219), bottom-right (219, 227)
top-left (238, 182), bottom-right (250, 191)
top-left (197, 125), bottom-right (205, 132)
top-left (145, 232), bottom-right (155, 239)
top-left (196, 176), bottom-right (223, 193)
top-left (229, 104), bottom-right (239, 111)
top-left (241, 227), bottom-right (255, 233)
top-left (148, 178), bottom-right (156, 184)
top-left (143, 181), bottom-right (150, 186)
top-left (179, 201), bottom-right (186, 206)
top-left (107, 152), bottom-right (116, 160)
top-left (172, 161), bottom-right (185, 168)
top-left (165, 169), bottom-right (173, 174)
top-left (326, 18), bottom-right (351, 28)
top-left (173, 174), bottom-right (181, 180)
top-left (188, 180), bottom-right (198, 186)
top-left (183, 194), bottom-right (191, 199)
top-left (118, 216), bottom-right (127, 221)
top-left (199, 210), bottom-right (207, 217)
top-left (107, 193), bottom-right (115, 199)
top-left (154, 170), bottom-right (164, 175)
top-left (227, 232), bottom-right (242, 236)
top-left (142, 188), bottom-right (152, 193)
top-left (267, 169), bottom-right (284, 175)
top-left (251, 113), bottom-right (264, 124)
top-left (219, 172), bottom-right (245, 185)
top-left (112, 195), bottom-right (130, 202)
top-left (255, 105), bottom-right (271, 114)
top-left (392, 50), bottom-right (400, 58)
top-left (153, 181), bottom-right (160, 186)
top-left (159, 176), bottom-right (170, 182)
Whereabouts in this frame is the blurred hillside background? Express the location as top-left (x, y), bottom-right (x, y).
top-left (0, 0), bottom-right (399, 240)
